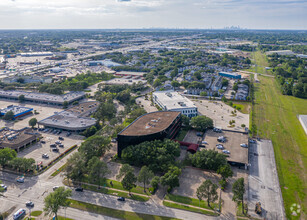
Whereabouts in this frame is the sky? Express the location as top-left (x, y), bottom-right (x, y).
top-left (0, 0), bottom-right (306, 30)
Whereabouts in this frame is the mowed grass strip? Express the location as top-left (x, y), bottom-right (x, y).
top-left (51, 163), bottom-right (67, 177)
top-left (165, 194), bottom-right (218, 210)
top-left (30, 210), bottom-right (43, 217)
top-left (163, 201), bottom-right (219, 216)
top-left (68, 199), bottom-right (179, 220)
top-left (254, 75), bottom-right (307, 219)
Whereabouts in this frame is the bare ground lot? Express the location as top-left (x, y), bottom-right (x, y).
top-left (136, 96), bottom-right (157, 113)
top-left (193, 99), bottom-right (249, 132)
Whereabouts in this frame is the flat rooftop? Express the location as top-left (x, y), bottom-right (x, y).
top-left (115, 71), bottom-right (145, 76)
top-left (66, 101), bottom-right (99, 116)
top-left (0, 90), bottom-right (85, 104)
top-left (0, 105), bottom-right (33, 116)
top-left (153, 91), bottom-right (197, 110)
top-left (203, 130), bottom-right (248, 165)
top-left (120, 111), bottom-right (180, 136)
top-left (0, 127), bottom-right (41, 150)
top-left (219, 72), bottom-right (240, 76)
top-left (38, 111), bottom-right (96, 130)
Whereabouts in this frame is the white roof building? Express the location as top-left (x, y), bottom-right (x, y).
top-left (152, 91), bottom-right (198, 118)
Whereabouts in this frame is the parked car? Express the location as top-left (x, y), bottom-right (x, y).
top-left (55, 141), bottom-right (62, 145)
top-left (117, 197), bottom-right (125, 201)
top-left (216, 144), bottom-right (224, 150)
top-left (59, 137), bottom-right (64, 141)
top-left (66, 132), bottom-right (71, 137)
top-left (13, 209), bottom-right (26, 220)
top-left (249, 139), bottom-right (256, 144)
top-left (222, 150), bottom-right (230, 154)
top-left (26, 201), bottom-right (34, 207)
top-left (50, 144), bottom-right (56, 148)
top-left (201, 141), bottom-right (208, 145)
top-left (240, 143), bottom-right (248, 148)
top-left (53, 186), bottom-right (59, 191)
top-left (16, 177), bottom-right (24, 183)
top-left (75, 187), bottom-right (83, 192)
top-left (111, 138), bottom-right (117, 143)
top-left (58, 144), bottom-right (64, 148)
top-left (213, 127), bottom-right (222, 133)
top-left (52, 148), bottom-right (59, 152)
top-left (196, 132), bottom-right (202, 137)
top-left (217, 136), bottom-right (226, 143)
top-left (0, 184), bottom-right (7, 191)
top-left (41, 140), bottom-right (46, 144)
top-left (42, 154), bottom-right (49, 159)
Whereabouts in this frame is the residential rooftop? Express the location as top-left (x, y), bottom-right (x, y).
top-left (119, 111), bottom-right (180, 136)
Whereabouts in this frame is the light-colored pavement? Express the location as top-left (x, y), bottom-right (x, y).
top-left (193, 99), bottom-right (249, 132)
top-left (248, 139), bottom-right (285, 220)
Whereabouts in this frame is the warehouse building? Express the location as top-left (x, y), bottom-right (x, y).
top-left (152, 91), bottom-right (198, 118)
top-left (219, 72), bottom-right (242, 79)
top-left (0, 105), bottom-right (33, 120)
top-left (0, 90), bottom-right (85, 106)
top-left (38, 101), bottom-right (98, 132)
top-left (0, 127), bottom-right (41, 152)
top-left (117, 111), bottom-right (181, 157)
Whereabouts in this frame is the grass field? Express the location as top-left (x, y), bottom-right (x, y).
top-left (254, 75), bottom-right (307, 219)
top-left (51, 164), bottom-right (67, 177)
top-left (174, 128), bottom-right (189, 141)
top-left (30, 210), bottom-right (42, 217)
top-left (68, 199), bottom-right (178, 220)
top-left (162, 201), bottom-right (219, 216)
top-left (246, 50), bottom-right (271, 75)
top-left (164, 194), bottom-right (218, 210)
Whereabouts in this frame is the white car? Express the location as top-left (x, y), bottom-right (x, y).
top-left (202, 141), bottom-right (208, 145)
top-left (216, 144), bottom-right (224, 149)
top-left (222, 150), bottom-right (230, 154)
top-left (240, 143), bottom-right (248, 148)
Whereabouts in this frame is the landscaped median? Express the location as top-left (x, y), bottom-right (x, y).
top-left (163, 194), bottom-right (219, 217)
top-left (63, 179), bottom-right (151, 202)
top-left (68, 199), bottom-right (178, 220)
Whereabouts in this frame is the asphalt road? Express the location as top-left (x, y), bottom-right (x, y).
top-left (0, 150), bottom-right (221, 220)
top-left (248, 139), bottom-right (285, 220)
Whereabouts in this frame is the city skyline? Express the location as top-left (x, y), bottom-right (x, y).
top-left (0, 0), bottom-right (306, 30)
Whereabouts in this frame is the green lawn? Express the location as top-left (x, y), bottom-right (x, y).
top-left (55, 216), bottom-right (74, 220)
top-left (51, 164), bottom-right (67, 177)
top-left (253, 75), bottom-right (307, 219)
top-left (246, 50), bottom-right (271, 75)
top-left (81, 184), bottom-right (149, 202)
top-left (175, 128), bottom-right (189, 141)
top-left (225, 101), bottom-right (251, 114)
top-left (31, 210), bottom-right (42, 217)
top-left (81, 177), bottom-right (152, 196)
top-left (162, 201), bottom-right (219, 216)
top-left (68, 199), bottom-right (179, 220)
top-left (164, 194), bottom-right (218, 210)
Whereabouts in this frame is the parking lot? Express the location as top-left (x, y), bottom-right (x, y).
top-left (203, 130), bottom-right (249, 167)
top-left (0, 99), bottom-right (62, 130)
top-left (248, 139), bottom-right (285, 219)
top-left (193, 99), bottom-right (249, 132)
top-left (17, 130), bottom-right (84, 166)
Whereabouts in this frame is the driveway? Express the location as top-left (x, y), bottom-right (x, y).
top-left (248, 139), bottom-right (285, 219)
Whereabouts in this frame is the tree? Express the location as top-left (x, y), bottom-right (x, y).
top-left (28, 118), bottom-right (37, 128)
top-left (94, 102), bottom-right (116, 123)
top-left (150, 176), bottom-right (160, 191)
top-left (233, 178), bottom-right (245, 213)
top-left (16, 77), bottom-right (25, 84)
top-left (160, 166), bottom-right (181, 191)
top-left (217, 164), bottom-right (233, 189)
top-left (63, 101), bottom-right (69, 109)
top-left (137, 166), bottom-right (154, 192)
top-left (189, 149), bottom-right (227, 171)
top-left (18, 94), bottom-right (25, 103)
top-left (196, 180), bottom-right (218, 207)
top-left (171, 80), bottom-right (180, 88)
top-left (3, 111), bottom-right (14, 121)
top-left (190, 115), bottom-right (213, 132)
top-left (79, 136), bottom-right (111, 161)
top-left (116, 164), bottom-right (134, 180)
top-left (200, 91), bottom-right (207, 96)
top-left (87, 156), bottom-right (110, 188)
top-left (121, 171), bottom-right (137, 194)
top-left (44, 187), bottom-right (72, 220)
top-left (181, 114), bottom-right (190, 127)
top-left (0, 148), bottom-right (17, 168)
top-left (64, 152), bottom-right (86, 183)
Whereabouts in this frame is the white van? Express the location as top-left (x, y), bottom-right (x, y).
top-left (13, 209), bottom-right (26, 220)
